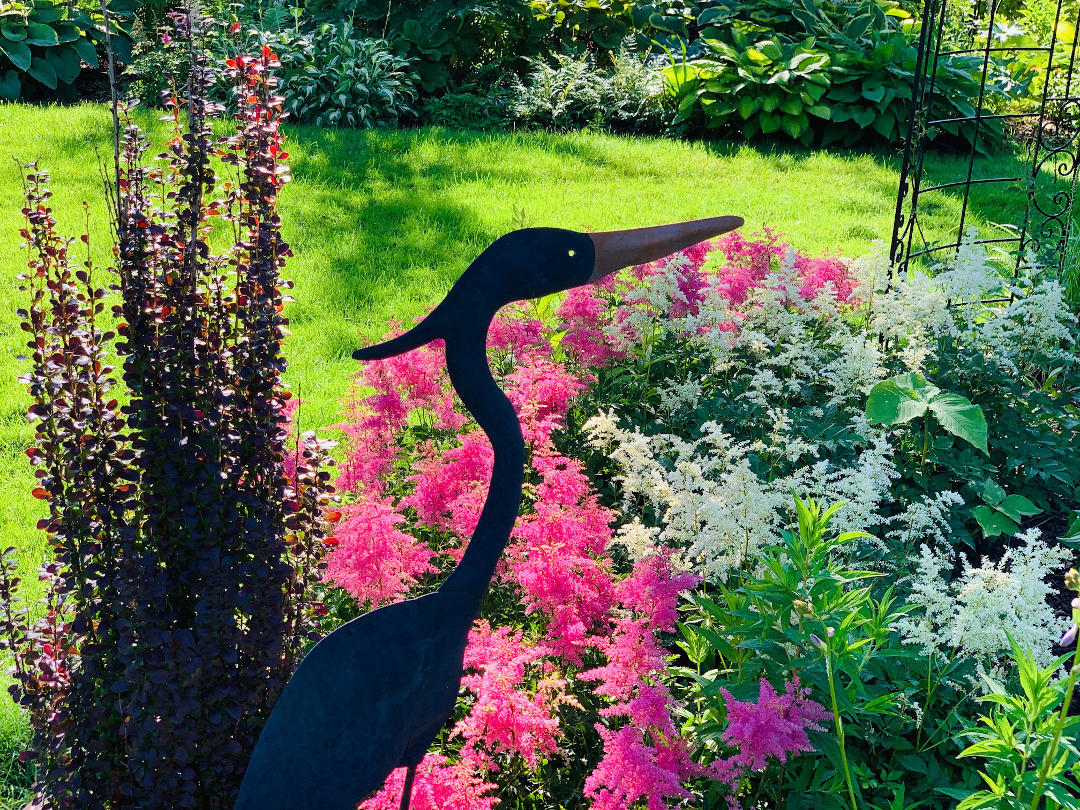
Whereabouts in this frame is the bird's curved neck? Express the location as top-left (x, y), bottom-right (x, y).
top-left (437, 322), bottom-right (525, 618)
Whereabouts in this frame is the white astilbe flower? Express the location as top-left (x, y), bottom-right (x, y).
top-left (976, 279), bottom-right (1078, 374)
top-left (886, 490), bottom-right (964, 558)
top-left (934, 228), bottom-right (1004, 307)
top-left (898, 529), bottom-right (1072, 666)
top-left (657, 378), bottom-right (703, 416)
top-left (821, 330), bottom-right (886, 408)
top-left (611, 519), bottom-right (660, 560)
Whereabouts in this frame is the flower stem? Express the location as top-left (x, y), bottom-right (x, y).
top-left (1027, 640), bottom-right (1080, 810)
top-left (826, 651), bottom-right (858, 810)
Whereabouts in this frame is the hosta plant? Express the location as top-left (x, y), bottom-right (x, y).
top-left (272, 22), bottom-right (418, 127)
top-left (0, 0), bottom-right (133, 100)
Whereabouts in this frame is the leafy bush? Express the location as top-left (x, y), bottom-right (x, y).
top-left (269, 22), bottom-right (418, 127)
top-left (512, 49), bottom-right (669, 133)
top-left (666, 0), bottom-right (1031, 149)
top-left (0, 0), bottom-right (133, 100)
top-left (3, 44), bottom-right (336, 807)
top-left (528, 0), bottom-right (695, 55)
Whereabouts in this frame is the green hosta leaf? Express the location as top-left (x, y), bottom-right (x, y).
top-left (744, 47), bottom-right (771, 65)
top-left (759, 111), bottom-right (781, 133)
top-left (971, 505), bottom-right (1017, 538)
top-left (865, 380), bottom-right (928, 425)
top-left (927, 392), bottom-right (988, 455)
top-left (0, 68), bottom-right (19, 98)
top-left (762, 94), bottom-right (781, 112)
top-left (72, 34), bottom-right (96, 66)
top-left (0, 37), bottom-right (30, 70)
top-left (806, 103), bottom-right (831, 118)
top-left (24, 21), bottom-right (59, 47)
top-left (779, 95), bottom-right (802, 115)
top-left (737, 95), bottom-right (761, 119)
top-left (1, 23), bottom-right (27, 42)
top-left (781, 112), bottom-right (807, 139)
top-left (52, 22), bottom-right (81, 43)
top-left (996, 494), bottom-right (1040, 523)
top-left (26, 54), bottom-right (56, 88)
top-left (28, 5), bottom-right (64, 24)
top-left (46, 43), bottom-right (80, 84)
top-left (1060, 511), bottom-right (1080, 548)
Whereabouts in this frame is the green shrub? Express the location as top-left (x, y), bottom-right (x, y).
top-left (251, 22), bottom-right (418, 127)
top-left (0, 0), bottom-right (133, 100)
top-left (666, 0), bottom-right (1031, 150)
top-left (512, 48), bottom-right (669, 134)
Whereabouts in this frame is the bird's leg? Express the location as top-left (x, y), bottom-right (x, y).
top-left (399, 764), bottom-right (418, 810)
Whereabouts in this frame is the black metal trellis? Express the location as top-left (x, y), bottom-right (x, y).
top-left (891, 0), bottom-right (1080, 286)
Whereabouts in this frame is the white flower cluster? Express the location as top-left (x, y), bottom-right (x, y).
top-left (898, 529), bottom-right (1072, 666)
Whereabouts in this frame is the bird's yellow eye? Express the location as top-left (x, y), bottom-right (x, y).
top-left (568, 249), bottom-right (576, 257)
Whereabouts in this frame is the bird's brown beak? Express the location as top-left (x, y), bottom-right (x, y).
top-left (587, 215), bottom-right (744, 283)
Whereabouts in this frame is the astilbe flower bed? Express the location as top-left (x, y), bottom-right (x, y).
top-left (315, 230), bottom-right (854, 809)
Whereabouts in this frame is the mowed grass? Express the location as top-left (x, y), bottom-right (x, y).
top-left (0, 101), bottom-right (1043, 778)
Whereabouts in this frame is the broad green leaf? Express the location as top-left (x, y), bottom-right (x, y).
top-left (996, 494), bottom-right (1040, 523)
top-left (928, 392), bottom-right (988, 455)
top-left (0, 68), bottom-right (19, 99)
top-left (779, 95), bottom-right (802, 115)
top-left (759, 111), bottom-right (781, 133)
top-left (0, 37), bottom-right (30, 70)
top-left (23, 21), bottom-right (58, 47)
top-left (971, 505), bottom-right (1017, 538)
top-left (865, 380), bottom-right (927, 425)
top-left (737, 95), bottom-right (761, 119)
top-left (47, 43), bottom-right (81, 84)
top-left (781, 112), bottom-right (807, 139)
top-left (72, 34), bottom-right (96, 66)
top-left (26, 54), bottom-right (56, 88)
top-left (1, 23), bottom-right (27, 41)
top-left (979, 478), bottom-right (1007, 506)
top-left (806, 103), bottom-right (831, 118)
top-left (52, 22), bottom-right (81, 43)
top-left (762, 94), bottom-right (781, 112)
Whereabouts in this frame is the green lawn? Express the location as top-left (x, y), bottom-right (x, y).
top-left (0, 101), bottom-right (1043, 798)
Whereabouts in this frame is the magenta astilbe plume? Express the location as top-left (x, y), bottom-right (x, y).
top-left (719, 677), bottom-right (831, 772)
top-left (508, 455), bottom-right (617, 661)
top-left (506, 358), bottom-right (588, 449)
top-left (405, 432), bottom-right (494, 541)
top-left (324, 496), bottom-right (437, 608)
top-left (454, 620), bottom-right (571, 769)
top-left (359, 755), bottom-right (500, 810)
top-left (555, 277), bottom-right (632, 368)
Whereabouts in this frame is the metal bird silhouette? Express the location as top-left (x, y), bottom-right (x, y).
top-left (234, 216), bottom-right (744, 810)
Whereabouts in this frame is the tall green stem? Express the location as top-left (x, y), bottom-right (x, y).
top-left (1027, 641), bottom-right (1080, 810)
top-left (826, 650), bottom-right (858, 810)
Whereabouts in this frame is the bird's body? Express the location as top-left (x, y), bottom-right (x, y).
top-left (235, 591), bottom-right (472, 808)
top-left (235, 217), bottom-right (743, 810)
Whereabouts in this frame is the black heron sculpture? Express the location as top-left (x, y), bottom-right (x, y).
top-left (235, 216), bottom-right (744, 810)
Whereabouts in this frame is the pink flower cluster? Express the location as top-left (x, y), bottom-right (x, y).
top-left (718, 678), bottom-right (831, 773)
top-left (333, 229), bottom-right (839, 809)
top-left (360, 755), bottom-right (500, 810)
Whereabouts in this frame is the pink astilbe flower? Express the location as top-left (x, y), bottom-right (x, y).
top-left (581, 554), bottom-right (703, 810)
top-left (795, 252), bottom-right (858, 302)
top-left (453, 620), bottom-right (575, 769)
top-left (509, 455), bottom-right (617, 661)
top-left (488, 309), bottom-right (549, 358)
top-left (585, 685), bottom-right (704, 810)
top-left (324, 495), bottom-right (437, 608)
top-left (719, 677), bottom-right (831, 771)
top-left (404, 432), bottom-right (493, 542)
top-left (506, 357), bottom-right (588, 449)
top-left (359, 755), bottom-right (499, 810)
top-left (336, 332), bottom-right (461, 493)
top-left (555, 276), bottom-right (634, 368)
